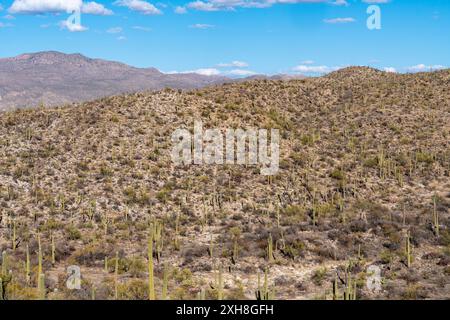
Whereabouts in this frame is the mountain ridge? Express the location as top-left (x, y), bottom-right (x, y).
top-left (2, 51), bottom-right (448, 111)
top-left (0, 51), bottom-right (230, 111)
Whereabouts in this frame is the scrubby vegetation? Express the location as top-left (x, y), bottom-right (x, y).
top-left (0, 67), bottom-right (449, 300)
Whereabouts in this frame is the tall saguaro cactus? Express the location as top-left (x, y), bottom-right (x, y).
top-left (51, 234), bottom-right (56, 265)
top-left (255, 268), bottom-right (274, 300)
top-left (37, 234), bottom-right (43, 282)
top-left (432, 194), bottom-right (439, 236)
top-left (406, 230), bottom-right (412, 268)
top-left (38, 274), bottom-right (46, 300)
top-left (114, 251), bottom-right (119, 300)
top-left (267, 234), bottom-right (274, 263)
top-left (162, 263), bottom-right (169, 300)
top-left (26, 244), bottom-right (31, 284)
top-left (148, 227), bottom-right (155, 300)
top-left (12, 219), bottom-right (17, 252)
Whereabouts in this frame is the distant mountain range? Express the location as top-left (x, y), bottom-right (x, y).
top-left (0, 51), bottom-right (231, 111)
top-left (0, 51), bottom-right (307, 111)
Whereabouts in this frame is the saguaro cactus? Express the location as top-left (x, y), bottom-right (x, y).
top-left (162, 263), bottom-right (169, 300)
top-left (255, 268), bottom-right (274, 300)
top-left (91, 285), bottom-right (96, 300)
top-left (153, 220), bottom-right (164, 262)
top-left (343, 265), bottom-right (356, 300)
top-left (332, 274), bottom-right (340, 300)
top-left (51, 234), bottom-right (56, 265)
top-left (37, 234), bottom-right (43, 281)
top-left (148, 229), bottom-right (155, 300)
top-left (114, 251), bottom-right (119, 300)
top-left (267, 234), bottom-right (274, 263)
top-left (197, 287), bottom-right (206, 300)
top-left (104, 256), bottom-right (109, 272)
top-left (38, 274), bottom-right (45, 300)
top-left (406, 230), bottom-right (412, 268)
top-left (26, 244), bottom-right (31, 284)
top-left (1, 251), bottom-right (7, 276)
top-left (12, 219), bottom-right (16, 252)
top-left (432, 194), bottom-right (439, 236)
top-left (209, 235), bottom-right (214, 258)
top-left (174, 215), bottom-right (180, 250)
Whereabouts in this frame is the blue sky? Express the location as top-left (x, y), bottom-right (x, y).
top-left (0, 0), bottom-right (449, 76)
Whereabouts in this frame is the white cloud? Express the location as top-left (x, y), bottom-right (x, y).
top-left (301, 60), bottom-right (314, 65)
top-left (324, 17), bottom-right (355, 24)
top-left (168, 62), bottom-right (256, 77)
top-left (174, 6), bottom-right (187, 14)
top-left (9, 0), bottom-right (82, 14)
top-left (107, 26), bottom-right (123, 33)
top-left (59, 19), bottom-right (88, 32)
top-left (217, 61), bottom-right (249, 68)
top-left (407, 64), bottom-right (446, 73)
top-left (227, 69), bottom-right (256, 76)
top-left (113, 0), bottom-right (161, 15)
top-left (331, 0), bottom-right (348, 6)
top-left (9, 0), bottom-right (112, 15)
top-left (186, 0), bottom-right (330, 11)
top-left (293, 65), bottom-right (330, 73)
top-left (6, 0), bottom-right (346, 15)
top-left (168, 68), bottom-right (221, 76)
top-left (292, 64), bottom-right (342, 74)
top-left (362, 0), bottom-right (390, 3)
top-left (3, 14), bottom-right (16, 19)
top-left (189, 23), bottom-right (214, 29)
top-left (132, 25), bottom-right (151, 31)
top-left (117, 35), bottom-right (126, 41)
top-left (189, 68), bottom-right (221, 76)
top-left (81, 2), bottom-right (113, 15)
top-left (187, 1), bottom-right (219, 11)
top-left (383, 67), bottom-right (397, 73)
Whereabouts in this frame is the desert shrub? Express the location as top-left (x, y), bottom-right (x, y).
top-left (226, 280), bottom-right (246, 300)
top-left (311, 267), bottom-right (328, 286)
top-left (99, 163), bottom-right (113, 177)
top-left (402, 284), bottom-right (421, 300)
top-left (301, 134), bottom-right (315, 146)
top-left (128, 257), bottom-right (147, 277)
top-left (281, 239), bottom-right (306, 259)
top-left (65, 225), bottom-right (82, 240)
top-left (282, 205), bottom-right (305, 217)
top-left (330, 169), bottom-right (345, 181)
top-left (40, 218), bottom-right (63, 232)
top-left (415, 152), bottom-right (433, 164)
top-left (71, 243), bottom-right (109, 266)
top-left (379, 249), bottom-right (394, 264)
top-left (117, 279), bottom-right (148, 300)
top-left (363, 157), bottom-right (378, 168)
top-left (173, 268), bottom-right (193, 285)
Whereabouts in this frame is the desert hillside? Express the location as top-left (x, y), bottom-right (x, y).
top-left (0, 67), bottom-right (449, 300)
